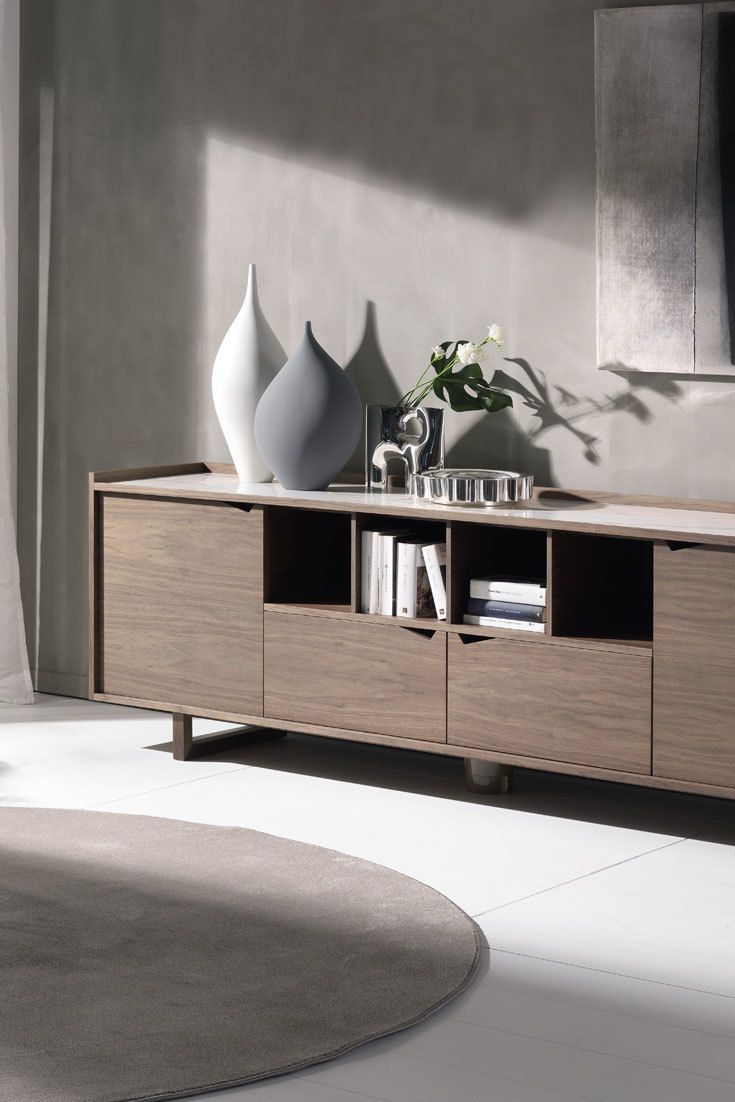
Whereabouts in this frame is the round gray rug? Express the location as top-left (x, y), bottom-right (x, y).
top-left (1, 808), bottom-right (480, 1101)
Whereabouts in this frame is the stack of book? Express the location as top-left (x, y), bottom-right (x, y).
top-left (463, 575), bottom-right (547, 633)
top-left (361, 530), bottom-right (447, 620)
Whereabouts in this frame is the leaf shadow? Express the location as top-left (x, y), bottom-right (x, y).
top-left (449, 357), bottom-right (685, 484)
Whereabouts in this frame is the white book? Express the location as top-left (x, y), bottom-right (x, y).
top-left (422, 543), bottom-right (447, 620)
top-left (368, 531), bottom-right (381, 613)
top-left (378, 533), bottom-right (402, 616)
top-left (396, 542), bottom-right (419, 618)
top-left (463, 614), bottom-right (546, 633)
top-left (469, 576), bottom-right (546, 606)
top-left (361, 531), bottom-right (373, 613)
top-left (361, 530), bottom-right (382, 614)
top-left (396, 541), bottom-right (435, 619)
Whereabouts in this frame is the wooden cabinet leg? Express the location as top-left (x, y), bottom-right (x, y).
top-left (172, 713), bottom-right (193, 760)
top-left (464, 758), bottom-right (513, 795)
top-left (171, 713), bottom-right (287, 761)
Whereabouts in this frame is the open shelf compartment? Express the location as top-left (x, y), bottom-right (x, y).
top-left (264, 506), bottom-right (352, 609)
top-left (550, 531), bottom-right (653, 646)
top-left (353, 513), bottom-right (447, 618)
top-left (447, 521), bottom-right (550, 632)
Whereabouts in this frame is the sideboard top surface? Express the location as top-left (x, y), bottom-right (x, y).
top-left (91, 464), bottom-right (735, 545)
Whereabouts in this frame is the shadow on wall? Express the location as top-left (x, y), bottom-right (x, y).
top-left (343, 301), bottom-right (402, 474)
top-left (449, 357), bottom-right (685, 485)
top-left (16, 0), bottom-right (687, 696)
top-left (341, 308), bottom-right (678, 487)
top-left (339, 309), bottom-right (687, 487)
top-left (194, 0), bottom-right (596, 224)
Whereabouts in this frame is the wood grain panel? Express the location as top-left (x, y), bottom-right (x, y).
top-left (91, 687), bottom-right (735, 800)
top-left (448, 634), bottom-right (651, 772)
top-left (88, 479), bottom-right (100, 694)
top-left (654, 658), bottom-right (735, 786)
top-left (100, 495), bottom-right (263, 714)
top-left (654, 542), bottom-right (735, 665)
top-left (263, 601), bottom-right (651, 654)
top-left (654, 541), bottom-right (735, 784)
top-left (264, 611), bottom-right (446, 742)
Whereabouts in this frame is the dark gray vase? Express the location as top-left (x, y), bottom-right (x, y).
top-left (254, 322), bottom-right (363, 491)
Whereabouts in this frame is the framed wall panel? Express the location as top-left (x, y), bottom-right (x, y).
top-left (596, 3), bottom-right (735, 375)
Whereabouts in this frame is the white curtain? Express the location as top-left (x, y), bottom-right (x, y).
top-left (0, 0), bottom-right (32, 704)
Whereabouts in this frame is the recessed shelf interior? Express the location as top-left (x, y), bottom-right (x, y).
top-left (355, 513), bottom-right (447, 616)
top-left (262, 508), bottom-right (653, 650)
top-left (550, 532), bottom-right (653, 643)
top-left (448, 522), bottom-right (548, 626)
top-left (264, 507), bottom-right (351, 607)
top-left (356, 514), bottom-right (447, 541)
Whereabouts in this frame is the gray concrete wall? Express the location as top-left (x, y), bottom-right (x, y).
top-left (18, 0), bottom-right (735, 696)
top-left (3, 0), bottom-right (19, 516)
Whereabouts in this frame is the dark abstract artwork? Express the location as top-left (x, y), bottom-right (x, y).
top-left (719, 11), bottom-right (735, 363)
top-left (596, 3), bottom-right (735, 374)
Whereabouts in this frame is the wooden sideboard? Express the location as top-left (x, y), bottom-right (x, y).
top-left (89, 462), bottom-right (735, 800)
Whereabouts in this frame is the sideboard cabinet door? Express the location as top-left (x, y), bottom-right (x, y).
top-left (99, 495), bottom-right (263, 715)
top-left (654, 543), bottom-right (735, 785)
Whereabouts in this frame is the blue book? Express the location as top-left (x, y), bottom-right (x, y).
top-left (466, 598), bottom-right (546, 623)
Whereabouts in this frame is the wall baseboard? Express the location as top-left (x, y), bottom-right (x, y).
top-left (33, 669), bottom-right (87, 699)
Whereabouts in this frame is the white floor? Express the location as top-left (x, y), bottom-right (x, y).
top-left (3, 695), bottom-right (735, 1102)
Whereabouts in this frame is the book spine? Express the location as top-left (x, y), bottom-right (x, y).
top-left (467, 598), bottom-right (546, 622)
top-left (368, 531), bottom-right (381, 614)
top-left (463, 614), bottom-right (546, 633)
top-left (422, 544), bottom-right (447, 620)
top-left (469, 581), bottom-right (546, 605)
top-left (415, 552), bottom-right (433, 619)
top-left (360, 531), bottom-right (373, 613)
top-left (380, 535), bottom-right (395, 616)
top-left (396, 543), bottom-right (418, 618)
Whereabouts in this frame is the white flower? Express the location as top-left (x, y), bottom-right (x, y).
top-left (431, 344), bottom-right (444, 358)
top-left (487, 323), bottom-right (504, 346)
top-left (457, 341), bottom-right (486, 365)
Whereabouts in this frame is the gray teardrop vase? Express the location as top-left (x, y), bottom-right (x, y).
top-left (254, 322), bottom-right (363, 491)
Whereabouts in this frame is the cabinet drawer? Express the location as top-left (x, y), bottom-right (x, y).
top-left (447, 635), bottom-right (651, 772)
top-left (655, 543), bottom-right (735, 665)
top-left (264, 612), bottom-right (446, 742)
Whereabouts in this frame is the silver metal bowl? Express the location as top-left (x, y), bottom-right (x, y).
top-left (412, 468), bottom-right (534, 507)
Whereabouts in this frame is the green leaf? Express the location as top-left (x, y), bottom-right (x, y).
top-left (424, 345), bottom-right (513, 416)
top-left (478, 388), bottom-right (513, 413)
top-left (449, 390), bottom-right (486, 412)
top-left (433, 376), bottom-right (483, 412)
top-left (455, 362), bottom-right (483, 381)
top-left (432, 377), bottom-right (449, 401)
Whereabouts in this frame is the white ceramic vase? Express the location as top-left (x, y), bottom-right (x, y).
top-left (211, 264), bottom-right (286, 483)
